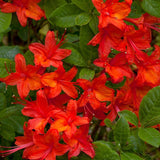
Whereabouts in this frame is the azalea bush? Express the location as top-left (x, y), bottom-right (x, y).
top-left (0, 0), bottom-right (160, 159)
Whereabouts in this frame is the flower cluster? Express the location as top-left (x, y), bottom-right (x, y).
top-left (0, 0), bottom-right (160, 159)
top-left (88, 0), bottom-right (160, 121)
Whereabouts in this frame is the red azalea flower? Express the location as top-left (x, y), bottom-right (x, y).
top-left (135, 45), bottom-right (160, 87)
top-left (0, 0), bottom-right (45, 26)
top-left (92, 0), bottom-right (132, 29)
top-left (94, 52), bottom-right (133, 83)
top-left (22, 90), bottom-right (58, 133)
top-left (41, 65), bottom-right (78, 98)
top-left (106, 77), bottom-right (152, 122)
top-left (25, 129), bottom-right (69, 160)
top-left (29, 31), bottom-right (71, 68)
top-left (0, 54), bottom-right (42, 98)
top-left (117, 25), bottom-right (151, 63)
top-left (88, 24), bottom-right (124, 57)
top-left (0, 122), bottom-right (34, 158)
top-left (106, 83), bottom-right (134, 121)
top-left (51, 100), bottom-right (89, 138)
top-left (77, 73), bottom-right (114, 110)
top-left (78, 102), bottom-right (108, 121)
top-left (63, 125), bottom-right (95, 160)
top-left (125, 13), bottom-right (160, 32)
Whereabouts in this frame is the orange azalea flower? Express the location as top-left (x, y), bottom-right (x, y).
top-left (0, 122), bottom-right (34, 158)
top-left (125, 78), bottom-right (152, 111)
top-left (125, 13), bottom-right (160, 32)
top-left (29, 31), bottom-right (71, 68)
top-left (94, 52), bottom-right (133, 83)
top-left (0, 0), bottom-right (45, 27)
top-left (135, 45), bottom-right (160, 87)
top-left (106, 77), bottom-right (151, 121)
top-left (26, 129), bottom-right (69, 160)
top-left (41, 65), bottom-right (78, 98)
top-left (77, 73), bottom-right (114, 110)
top-left (88, 24), bottom-right (124, 57)
top-left (78, 102), bottom-right (108, 122)
top-left (106, 83), bottom-right (134, 121)
top-left (63, 125), bottom-right (95, 160)
top-left (22, 90), bottom-right (58, 133)
top-left (92, 0), bottom-right (132, 29)
top-left (0, 54), bottom-right (42, 98)
top-left (51, 100), bottom-right (89, 138)
top-left (117, 25), bottom-right (151, 63)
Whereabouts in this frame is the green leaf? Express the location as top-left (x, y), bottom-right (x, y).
top-left (44, 0), bottom-right (66, 19)
top-left (80, 25), bottom-right (98, 64)
top-left (139, 86), bottom-right (160, 127)
top-left (114, 117), bottom-right (130, 146)
top-left (0, 11), bottom-right (12, 33)
top-left (128, 129), bottom-right (145, 153)
top-left (121, 152), bottom-right (144, 160)
top-left (75, 12), bottom-right (91, 26)
top-left (79, 68), bottom-right (95, 80)
top-left (49, 4), bottom-right (82, 27)
top-left (0, 93), bottom-right (7, 110)
top-left (106, 78), bottom-right (126, 89)
top-left (128, 0), bottom-right (144, 18)
top-left (0, 46), bottom-right (22, 60)
top-left (118, 110), bottom-right (138, 127)
top-left (71, 153), bottom-right (91, 160)
top-left (93, 141), bottom-right (120, 160)
top-left (57, 154), bottom-right (68, 160)
top-left (138, 128), bottom-right (160, 148)
top-left (0, 105), bottom-right (21, 121)
top-left (0, 58), bottom-right (15, 77)
top-left (89, 15), bottom-right (99, 34)
top-left (104, 118), bottom-right (113, 128)
top-left (71, 141), bottom-right (118, 160)
top-left (65, 33), bottom-right (79, 43)
top-left (71, 0), bottom-right (94, 11)
top-left (1, 115), bottom-right (26, 134)
top-left (18, 26), bottom-right (28, 41)
top-left (0, 123), bottom-right (15, 141)
top-left (64, 47), bottom-right (86, 67)
top-left (24, 50), bottom-right (34, 65)
top-left (0, 83), bottom-right (6, 93)
top-left (141, 0), bottom-right (160, 17)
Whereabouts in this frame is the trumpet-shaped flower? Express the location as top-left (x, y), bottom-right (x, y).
top-left (135, 45), bottom-right (160, 87)
top-left (41, 65), bottom-right (78, 98)
top-left (51, 100), bottom-right (89, 138)
top-left (88, 24), bottom-right (124, 57)
top-left (0, 54), bottom-right (42, 98)
top-left (63, 125), bottom-right (95, 160)
top-left (22, 90), bottom-right (58, 133)
top-left (92, 0), bottom-right (132, 29)
top-left (0, 0), bottom-right (45, 26)
top-left (0, 123), bottom-right (34, 158)
top-left (94, 52), bottom-right (133, 83)
top-left (25, 129), bottom-right (69, 160)
top-left (29, 31), bottom-right (71, 68)
top-left (77, 74), bottom-right (114, 110)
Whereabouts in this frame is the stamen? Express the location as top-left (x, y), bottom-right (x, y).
top-left (57, 29), bottom-right (67, 48)
top-left (12, 95), bottom-right (26, 105)
top-left (39, 147), bottom-right (52, 160)
top-left (128, 38), bottom-right (140, 52)
top-left (84, 104), bottom-right (94, 116)
top-left (146, 23), bottom-right (160, 33)
top-left (4, 62), bottom-right (10, 74)
top-left (0, 142), bottom-right (34, 157)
